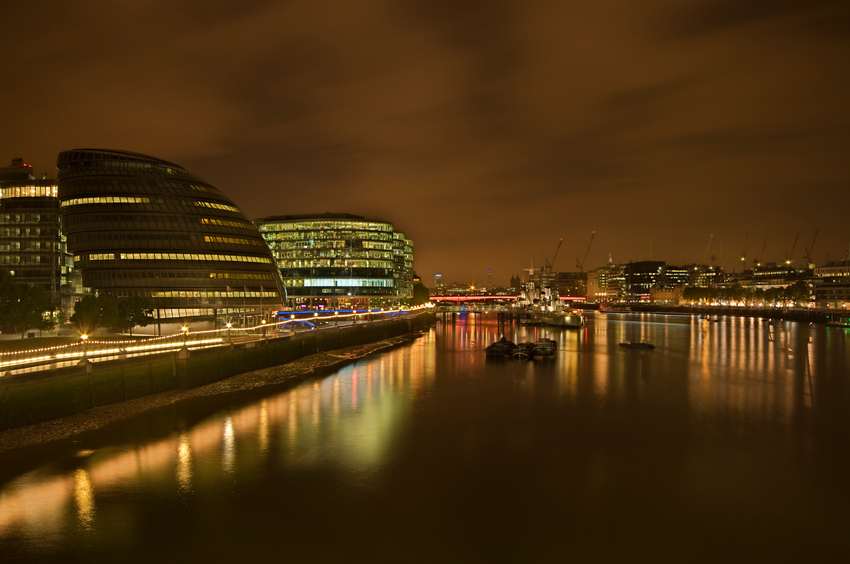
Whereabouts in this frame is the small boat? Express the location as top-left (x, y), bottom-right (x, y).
top-left (511, 342), bottom-right (535, 360)
top-left (485, 337), bottom-right (517, 357)
top-left (532, 338), bottom-right (557, 359)
top-left (619, 341), bottom-right (655, 349)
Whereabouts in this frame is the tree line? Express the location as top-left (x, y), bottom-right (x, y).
top-left (0, 271), bottom-right (57, 336)
top-left (69, 294), bottom-right (155, 336)
top-left (1, 271), bottom-right (155, 338)
top-left (682, 281), bottom-right (811, 307)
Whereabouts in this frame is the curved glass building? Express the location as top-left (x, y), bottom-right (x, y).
top-left (255, 213), bottom-right (413, 308)
top-left (57, 149), bottom-right (284, 329)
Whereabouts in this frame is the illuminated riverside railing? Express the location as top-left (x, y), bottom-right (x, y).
top-left (0, 304), bottom-right (434, 372)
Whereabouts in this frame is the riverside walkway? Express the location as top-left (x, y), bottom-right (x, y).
top-left (1, 306), bottom-right (432, 376)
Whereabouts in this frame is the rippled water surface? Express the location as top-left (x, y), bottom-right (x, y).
top-left (1, 313), bottom-right (848, 562)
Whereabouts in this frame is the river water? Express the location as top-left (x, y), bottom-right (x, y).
top-left (1, 312), bottom-right (848, 562)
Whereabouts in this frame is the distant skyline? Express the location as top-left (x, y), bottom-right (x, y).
top-left (4, 0), bottom-right (849, 286)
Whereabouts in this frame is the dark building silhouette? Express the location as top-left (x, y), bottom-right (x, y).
top-left (509, 273), bottom-right (521, 293)
top-left (57, 149), bottom-right (284, 330)
top-left (552, 271), bottom-right (587, 298)
top-left (625, 261), bottom-right (690, 302)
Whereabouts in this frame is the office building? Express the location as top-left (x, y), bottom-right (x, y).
top-left (812, 257), bottom-right (850, 309)
top-left (587, 254), bottom-right (625, 302)
top-left (0, 158), bottom-right (74, 301)
top-left (255, 213), bottom-right (414, 308)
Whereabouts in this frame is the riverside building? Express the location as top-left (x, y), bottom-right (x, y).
top-left (812, 257), bottom-right (850, 309)
top-left (57, 149), bottom-right (285, 332)
top-left (0, 158), bottom-right (75, 303)
top-left (587, 255), bottom-right (625, 302)
top-left (255, 213), bottom-right (414, 309)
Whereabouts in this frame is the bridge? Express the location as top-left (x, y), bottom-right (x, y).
top-left (435, 304), bottom-right (511, 313)
top-left (429, 295), bottom-right (586, 303)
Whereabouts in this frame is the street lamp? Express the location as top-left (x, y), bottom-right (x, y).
top-left (81, 334), bottom-right (88, 360)
top-left (226, 322), bottom-right (232, 343)
top-left (181, 325), bottom-right (189, 348)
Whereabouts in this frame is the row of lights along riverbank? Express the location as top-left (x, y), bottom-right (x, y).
top-left (0, 305), bottom-right (433, 371)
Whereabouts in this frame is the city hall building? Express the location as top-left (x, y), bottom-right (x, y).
top-left (255, 213), bottom-right (413, 309)
top-left (57, 149), bottom-right (285, 331)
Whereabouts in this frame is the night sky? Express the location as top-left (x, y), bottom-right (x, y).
top-left (4, 0), bottom-right (849, 285)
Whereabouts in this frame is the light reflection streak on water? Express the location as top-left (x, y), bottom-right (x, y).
top-left (311, 381), bottom-right (321, 429)
top-left (176, 433), bottom-right (192, 493)
top-left (73, 469), bottom-right (94, 530)
top-left (259, 401), bottom-right (269, 454)
top-left (222, 416), bottom-right (235, 474)
top-left (351, 368), bottom-right (358, 411)
top-left (332, 376), bottom-right (340, 419)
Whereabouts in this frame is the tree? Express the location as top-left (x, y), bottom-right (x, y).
top-left (764, 287), bottom-right (782, 306)
top-left (786, 280), bottom-right (811, 307)
top-left (412, 282), bottom-right (430, 306)
top-left (115, 297), bottom-right (155, 335)
top-left (12, 284), bottom-right (57, 337)
top-left (0, 270), bottom-right (15, 331)
top-left (0, 272), bottom-right (56, 337)
top-left (728, 284), bottom-right (746, 306)
top-left (71, 294), bottom-right (119, 335)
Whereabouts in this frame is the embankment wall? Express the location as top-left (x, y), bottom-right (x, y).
top-left (0, 313), bottom-right (435, 431)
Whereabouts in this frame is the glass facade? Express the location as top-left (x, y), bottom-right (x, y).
top-left (57, 149), bottom-right (285, 326)
top-left (255, 213), bottom-right (414, 307)
top-left (624, 261), bottom-right (690, 302)
top-left (0, 159), bottom-right (74, 300)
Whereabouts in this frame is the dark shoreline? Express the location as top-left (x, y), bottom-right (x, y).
top-left (0, 333), bottom-right (422, 453)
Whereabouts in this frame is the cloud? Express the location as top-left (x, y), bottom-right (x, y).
top-left (2, 0), bottom-right (849, 281)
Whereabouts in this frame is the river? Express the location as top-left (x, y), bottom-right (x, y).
top-left (0, 312), bottom-right (848, 562)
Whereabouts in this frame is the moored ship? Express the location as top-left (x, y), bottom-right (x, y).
top-left (513, 275), bottom-right (584, 328)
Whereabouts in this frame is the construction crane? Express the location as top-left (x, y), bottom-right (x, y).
top-left (803, 228), bottom-right (820, 267)
top-left (544, 238), bottom-right (564, 273)
top-left (756, 230), bottom-right (769, 266)
top-left (701, 234), bottom-right (714, 265)
top-left (785, 232), bottom-right (799, 265)
top-left (576, 231), bottom-right (596, 272)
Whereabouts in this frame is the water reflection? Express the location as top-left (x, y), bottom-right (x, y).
top-left (0, 313), bottom-right (847, 560)
top-left (258, 400), bottom-right (269, 454)
top-left (222, 416), bottom-right (235, 474)
top-left (73, 469), bottom-right (94, 530)
top-left (176, 433), bottom-right (192, 493)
